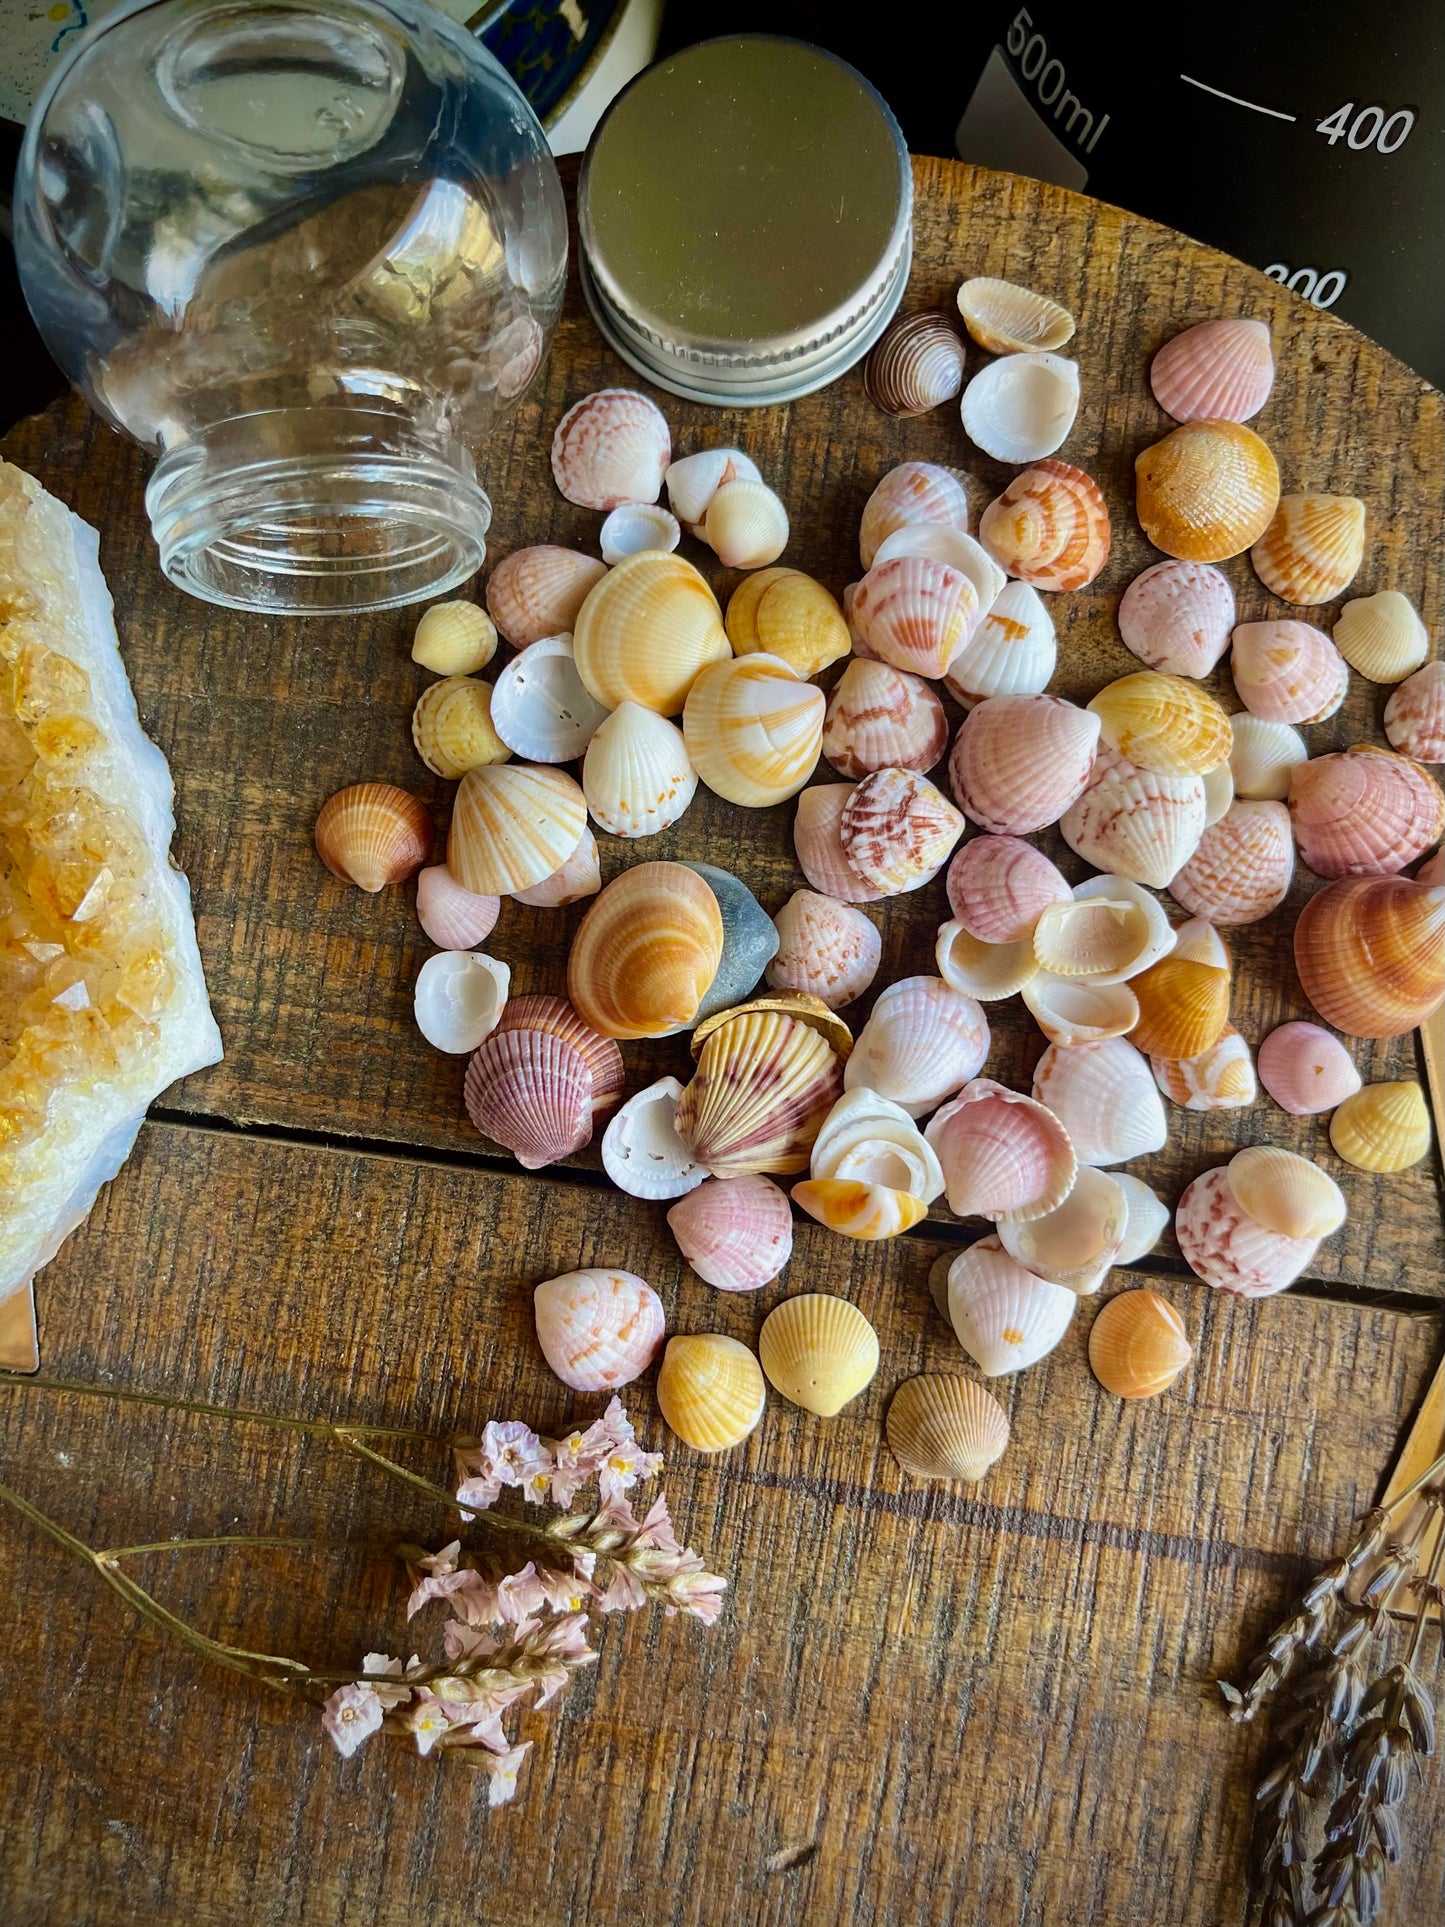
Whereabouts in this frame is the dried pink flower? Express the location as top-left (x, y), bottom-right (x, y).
top-left (535, 1564), bottom-right (596, 1614)
top-left (479, 1741), bottom-right (533, 1807)
top-left (599, 1567), bottom-right (647, 1614)
top-left (405, 1541), bottom-right (478, 1620)
top-left (322, 1680), bottom-right (387, 1758)
top-left (402, 1690), bottom-right (454, 1757)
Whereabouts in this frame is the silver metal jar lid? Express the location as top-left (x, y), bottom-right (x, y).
top-left (578, 36), bottom-right (913, 407)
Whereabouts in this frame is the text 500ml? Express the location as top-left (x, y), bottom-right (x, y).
top-left (1006, 11), bottom-right (1109, 154)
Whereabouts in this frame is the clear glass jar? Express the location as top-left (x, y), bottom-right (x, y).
top-left (14, 0), bottom-right (568, 613)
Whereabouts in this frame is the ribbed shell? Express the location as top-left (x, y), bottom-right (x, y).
top-left (532, 1268), bottom-right (665, 1392)
top-left (886, 1373), bottom-right (1011, 1482)
top-left (809, 1088), bottom-right (944, 1202)
top-left (667, 1175), bottom-right (794, 1292)
top-left (1169, 798), bottom-right (1294, 924)
top-left (726, 568), bottom-right (851, 678)
top-left (858, 461), bottom-right (971, 571)
top-left (1112, 1174), bottom-right (1171, 1265)
top-left (656, 1334), bottom-right (766, 1453)
top-left (582, 702), bottom-right (697, 839)
top-left (1060, 744), bottom-right (1206, 889)
top-left (1229, 713), bottom-right (1308, 800)
top-left (851, 555), bottom-right (980, 679)
top-left (674, 1010), bottom-right (843, 1177)
top-left (957, 277), bottom-right (1075, 355)
top-left (413, 599), bottom-right (498, 675)
top-left (1088, 1291), bottom-right (1193, 1399)
top-left (1227, 1146), bottom-right (1346, 1240)
top-left (512, 827), bottom-right (601, 907)
top-left (684, 653), bottom-right (825, 807)
top-left (1151, 1022), bottom-right (1257, 1111)
top-left (1289, 747), bottom-right (1445, 878)
top-left (840, 767), bottom-right (965, 895)
top-left (793, 784), bottom-right (885, 903)
top-left (1294, 875), bottom-right (1445, 1038)
top-left (1329, 1081), bottom-right (1432, 1172)
top-left (1031, 897), bottom-right (1161, 981)
top-left (412, 675), bottom-right (511, 778)
top-left (493, 993), bottom-right (625, 1115)
top-left (946, 834), bottom-right (1071, 943)
top-left (945, 1235), bottom-right (1077, 1374)
top-left (1257, 1021), bottom-right (1361, 1115)
top-left (948, 694), bottom-right (1102, 836)
top-left (1335, 591), bottom-right (1431, 685)
top-left (486, 546), bottom-right (608, 647)
top-left (550, 388), bottom-right (670, 510)
top-left (1251, 494), bottom-right (1365, 606)
top-left (1031, 1037), bottom-right (1167, 1166)
top-left (1088, 673), bottom-right (1231, 777)
top-left (664, 448), bottom-right (760, 527)
top-left (864, 310), bottom-right (966, 417)
top-left (572, 551), bottom-right (731, 716)
top-left (978, 459), bottom-right (1111, 591)
top-left (844, 975), bottom-right (990, 1118)
top-left (823, 659), bottom-right (948, 778)
top-left (315, 783), bottom-right (433, 893)
top-left (415, 866), bottom-right (500, 950)
top-left (924, 1078), bottom-right (1077, 1222)
top-left (1127, 931), bottom-right (1232, 1062)
top-left (1175, 1165), bottom-right (1319, 1296)
top-left (447, 763), bottom-right (587, 897)
top-left (463, 1027), bottom-right (594, 1170)
top-left (767, 890), bottom-right (882, 1010)
top-left (943, 579), bottom-right (1057, 709)
top-left (1231, 620), bottom-right (1349, 724)
top-left (1135, 420), bottom-right (1280, 562)
top-left (1149, 317), bottom-right (1274, 423)
top-left (758, 1295), bottom-right (879, 1414)
top-left (1384, 661), bottom-right (1445, 764)
top-left (1117, 558), bottom-right (1235, 678)
top-left (704, 479), bottom-right (790, 571)
top-left (567, 862), bottom-right (724, 1040)
top-left (871, 522), bottom-right (1008, 612)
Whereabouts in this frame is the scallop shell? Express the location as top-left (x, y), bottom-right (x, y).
top-left (1135, 420), bottom-right (1280, 563)
top-left (943, 580), bottom-right (1057, 708)
top-left (949, 694), bottom-right (1102, 836)
top-left (1257, 1021), bottom-right (1361, 1115)
top-left (315, 783), bottom-right (432, 892)
top-left (1231, 620), bottom-right (1349, 725)
top-left (945, 1235), bottom-right (1077, 1373)
top-left (871, 523), bottom-right (1009, 615)
top-left (689, 989), bottom-right (853, 1066)
top-left (493, 994), bottom-right (625, 1116)
top-left (957, 277), bottom-right (1075, 355)
top-left (886, 1373), bottom-right (1011, 1482)
top-left (1112, 1174), bottom-right (1171, 1265)
top-left (1117, 559), bottom-right (1235, 679)
top-left (463, 1026), bottom-right (594, 1169)
top-left (447, 763), bottom-right (587, 897)
top-left (936, 921), bottom-right (1039, 1001)
top-left (582, 702), bottom-right (697, 839)
top-left (414, 950), bottom-right (509, 1055)
top-left (1149, 317), bottom-right (1274, 423)
top-left (823, 660), bottom-right (948, 779)
top-left (567, 862), bottom-right (724, 1040)
top-left (1175, 1166), bottom-right (1318, 1297)
top-left (599, 502), bottom-right (680, 567)
top-left (767, 890), bottom-right (881, 1010)
top-left (946, 834), bottom-right (1070, 944)
top-left (810, 1087), bottom-right (944, 1202)
top-left (1293, 874), bottom-right (1445, 1038)
top-left (1088, 1291), bottom-right (1193, 1399)
top-left (851, 555), bottom-right (980, 680)
top-left (1031, 1037), bottom-right (1167, 1166)
top-left (684, 654), bottom-right (825, 807)
top-left (1251, 494), bottom-right (1365, 606)
top-left (924, 1077), bottom-right (1077, 1222)
top-left (412, 675), bottom-right (509, 778)
top-left (486, 546), bottom-right (608, 648)
top-left (685, 864), bottom-right (780, 1023)
top-left (667, 1174), bottom-right (794, 1292)
top-left (601, 1076), bottom-right (709, 1200)
top-left (1060, 744), bottom-right (1206, 889)
top-left (704, 479), bottom-right (789, 570)
top-left (1022, 974), bottom-right (1140, 1047)
top-left (840, 767), bottom-right (965, 895)
top-left (792, 1177), bottom-right (928, 1240)
top-left (1127, 918), bottom-right (1231, 1060)
top-left (997, 1165), bottom-right (1127, 1294)
top-left (1329, 1080), bottom-right (1431, 1172)
top-left (978, 460), bottom-right (1111, 592)
top-left (1289, 747), bottom-right (1445, 877)
top-left (1227, 1145), bottom-right (1347, 1240)
top-left (1088, 673), bottom-right (1231, 777)
top-left (1229, 713), bottom-right (1307, 800)
top-left (415, 865), bottom-right (500, 950)
top-left (793, 784), bottom-right (885, 903)
top-left (551, 389), bottom-right (670, 510)
top-left (758, 1295), bottom-right (879, 1414)
top-left (858, 462), bottom-right (971, 571)
top-left (533, 1268), bottom-right (665, 1392)
top-left (726, 568), bottom-right (851, 679)
top-left (511, 826), bottom-right (602, 907)
top-left (1336, 592), bottom-right (1431, 686)
top-left (864, 310), bottom-right (966, 417)
top-left (1031, 897), bottom-right (1158, 981)
top-left (962, 353), bottom-right (1080, 464)
top-left (664, 448), bottom-right (761, 528)
top-left (656, 1334), bottom-right (766, 1453)
top-left (489, 637), bottom-right (609, 764)
top-left (1151, 1021), bottom-right (1256, 1111)
top-left (572, 551), bottom-right (731, 716)
top-left (674, 1010), bottom-right (843, 1177)
top-left (1169, 798), bottom-right (1294, 924)
top-left (844, 975), bottom-right (990, 1117)
top-left (1384, 661), bottom-right (1445, 762)
top-left (1070, 877), bottom-right (1177, 981)
top-left (413, 600), bottom-right (498, 676)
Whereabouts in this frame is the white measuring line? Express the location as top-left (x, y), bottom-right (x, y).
top-left (1180, 74), bottom-right (1297, 122)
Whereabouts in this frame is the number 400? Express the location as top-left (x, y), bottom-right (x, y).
top-left (1316, 101), bottom-right (1414, 153)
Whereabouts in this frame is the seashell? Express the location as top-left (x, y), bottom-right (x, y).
top-left (823, 660), bottom-right (948, 779)
top-left (947, 834), bottom-right (1070, 943)
top-left (944, 580), bottom-right (1057, 709)
top-left (315, 782), bottom-right (432, 892)
top-left (758, 1295), bottom-right (879, 1414)
top-left (949, 694), bottom-right (1101, 835)
top-left (1252, 494), bottom-right (1365, 606)
top-left (664, 448), bottom-right (761, 528)
top-left (1127, 917), bottom-right (1231, 1060)
top-left (844, 975), bottom-right (990, 1117)
top-left (1149, 317), bottom-right (1274, 423)
top-left (1151, 1021), bottom-right (1256, 1111)
top-left (924, 1077), bottom-right (1077, 1222)
top-left (567, 862), bottom-right (724, 1040)
top-left (599, 502), bottom-right (680, 567)
top-left (1112, 1173), bottom-right (1171, 1264)
top-left (1336, 592), bottom-right (1431, 686)
top-left (667, 1174), bottom-right (793, 1292)
top-left (1329, 1080), bottom-right (1431, 1173)
top-left (871, 523), bottom-right (1009, 614)
top-left (1227, 1145), bottom-right (1346, 1240)
top-left (689, 989), bottom-right (853, 1065)
top-left (656, 1334), bottom-right (766, 1453)
top-left (858, 461), bottom-right (971, 571)
top-left (1088, 673), bottom-right (1231, 777)
top-left (1088, 1291), bottom-right (1193, 1400)
top-left (675, 1010), bottom-right (843, 1177)
top-left (767, 890), bottom-right (881, 1010)
top-left (936, 920), bottom-right (1039, 1001)
top-left (1257, 1021), bottom-right (1361, 1115)
top-left (997, 1165), bottom-right (1127, 1294)
top-left (1060, 744), bottom-right (1206, 889)
top-left (1229, 713), bottom-right (1307, 801)
top-left (489, 636), bottom-right (610, 764)
top-left (1384, 661), bottom-right (1445, 763)
top-left (1169, 798), bottom-right (1294, 924)
top-left (1032, 896), bottom-right (1163, 983)
top-left (601, 1076), bottom-right (709, 1201)
top-left (415, 865), bottom-right (500, 950)
top-left (792, 1177), bottom-right (928, 1240)
top-left (1175, 1166), bottom-right (1318, 1297)
top-left (703, 479), bottom-right (789, 570)
top-left (447, 763), bottom-right (587, 897)
top-left (851, 555), bottom-right (980, 679)
top-left (685, 864), bottom-right (780, 1022)
top-left (945, 1235), bottom-right (1077, 1373)
top-left (1202, 762), bottom-right (1234, 828)
top-left (886, 1373), bottom-right (1010, 1482)
top-left (1117, 559), bottom-right (1235, 679)
top-left (684, 654), bottom-right (824, 807)
top-left (493, 994), bottom-right (625, 1116)
top-left (582, 702), bottom-right (697, 839)
top-left (864, 309), bottom-right (966, 417)
top-left (412, 675), bottom-right (510, 778)
top-left (1294, 874), bottom-right (1445, 1038)
top-left (1419, 848), bottom-right (1445, 885)
top-left (1289, 747), bottom-right (1445, 877)
top-left (551, 388), bottom-right (670, 510)
top-left (957, 276), bottom-right (1075, 355)
top-left (840, 767), bottom-right (965, 895)
top-left (463, 1026), bottom-right (593, 1169)
top-left (725, 568), bottom-right (851, 679)
top-left (810, 1087), bottom-right (944, 1202)
top-left (486, 546), bottom-right (608, 648)
top-left (533, 1268), bottom-right (665, 1392)
top-left (1070, 877), bottom-right (1177, 980)
top-left (793, 784), bottom-right (885, 903)
top-left (1023, 973), bottom-right (1140, 1046)
top-left (1031, 1037), bottom-right (1167, 1166)
top-left (1136, 419), bottom-right (1280, 562)
top-left (572, 550), bottom-right (730, 716)
top-left (512, 825), bottom-right (601, 907)
top-left (413, 600), bottom-right (498, 675)
top-left (1231, 620), bottom-right (1348, 725)
top-left (413, 950), bottom-right (509, 1054)
top-left (978, 460), bottom-right (1111, 592)
top-left (961, 352), bottom-right (1080, 463)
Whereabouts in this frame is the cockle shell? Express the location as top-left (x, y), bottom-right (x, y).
top-left (947, 834), bottom-right (1070, 943)
top-left (793, 784), bottom-right (885, 903)
top-left (1336, 592), bottom-right (1431, 686)
top-left (961, 352), bottom-right (1080, 464)
top-left (704, 479), bottom-right (790, 570)
top-left (572, 551), bottom-right (731, 717)
top-left (1088, 1291), bottom-right (1193, 1400)
top-left (725, 568), bottom-right (851, 679)
top-left (551, 389), bottom-right (670, 509)
top-left (1135, 419), bottom-right (1280, 563)
top-left (767, 890), bottom-right (881, 1009)
top-left (1151, 1021), bottom-right (1256, 1111)
top-left (567, 862), bottom-right (724, 1040)
top-left (1070, 876), bottom-right (1176, 981)
top-left (1228, 1145), bottom-right (1346, 1240)
top-left (684, 654), bottom-right (824, 807)
top-left (1127, 917), bottom-right (1231, 1060)
top-left (315, 783), bottom-right (432, 892)
top-left (840, 767), bottom-right (965, 895)
top-left (949, 694), bottom-right (1101, 835)
top-left (1112, 1174), bottom-right (1171, 1264)
top-left (936, 921), bottom-right (1039, 1001)
top-left (1294, 875), bottom-right (1445, 1038)
top-left (601, 1076), bottom-right (709, 1200)
top-left (1257, 1021), bottom-right (1360, 1115)
top-left (512, 826), bottom-right (601, 907)
top-left (656, 1334), bottom-right (766, 1453)
top-left (792, 1178), bottom-right (928, 1240)
top-left (844, 975), bottom-right (990, 1117)
top-left (416, 865), bottom-right (500, 949)
top-left (864, 309), bottom-right (966, 417)
top-left (413, 600), bottom-right (498, 675)
top-left (489, 636), bottom-right (609, 764)
top-left (1229, 713), bottom-right (1307, 800)
top-left (1023, 974), bottom-right (1140, 1047)
top-left (944, 579), bottom-right (1057, 708)
top-left (493, 994), bottom-right (625, 1116)
top-left (1231, 620), bottom-right (1348, 724)
top-left (957, 276), bottom-right (1075, 355)
top-left (689, 989), bottom-right (853, 1065)
top-left (851, 555), bottom-right (980, 679)
top-left (858, 461), bottom-right (971, 571)
top-left (414, 950), bottom-right (509, 1054)
top-left (412, 674), bottom-right (510, 777)
top-left (1031, 1037), bottom-right (1167, 1166)
top-left (1204, 761), bottom-right (1237, 830)
top-left (674, 1010), bottom-right (843, 1177)
top-left (685, 865), bottom-right (780, 1022)
top-left (1169, 798), bottom-right (1294, 924)
top-left (1088, 672), bottom-right (1231, 777)
top-left (997, 1165), bottom-right (1127, 1294)
top-left (978, 459), bottom-right (1111, 592)
top-left (823, 660), bottom-right (948, 779)
top-left (1060, 744), bottom-right (1206, 889)
top-left (582, 702), bottom-right (697, 839)
top-left (1175, 1166), bottom-right (1318, 1297)
top-left (1289, 747), bottom-right (1445, 877)
top-left (1329, 1080), bottom-right (1431, 1172)
top-left (1252, 494), bottom-right (1365, 606)
top-left (463, 1026), bottom-right (594, 1169)
top-left (924, 1077), bottom-right (1077, 1222)
top-left (1117, 559), bottom-right (1235, 679)
top-left (599, 502), bottom-right (680, 566)
top-left (810, 1087), bottom-right (944, 1202)
top-left (758, 1295), bottom-right (879, 1414)
top-left (486, 546), bottom-right (608, 648)
top-left (1149, 317), bottom-right (1274, 423)
top-left (667, 1175), bottom-right (793, 1292)
top-left (533, 1268), bottom-right (665, 1392)
top-left (1031, 897), bottom-right (1161, 983)
top-left (1384, 661), bottom-right (1445, 762)
top-left (886, 1373), bottom-right (1011, 1482)
top-left (447, 763), bottom-right (587, 897)
top-left (871, 523), bottom-right (1008, 614)
top-left (664, 448), bottom-right (761, 528)
top-left (945, 1235), bottom-right (1077, 1373)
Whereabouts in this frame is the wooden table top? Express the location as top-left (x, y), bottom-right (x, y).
top-left (0, 154), bottom-right (1441, 1927)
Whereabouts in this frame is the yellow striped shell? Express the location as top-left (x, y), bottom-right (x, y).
top-left (683, 653), bottom-right (825, 807)
top-left (758, 1294), bottom-right (880, 1414)
top-left (412, 601), bottom-right (498, 675)
top-left (675, 1009), bottom-right (843, 1177)
top-left (1328, 1080), bottom-right (1432, 1172)
top-left (1087, 672), bottom-right (1231, 776)
top-left (411, 675), bottom-right (511, 778)
top-left (447, 763), bottom-right (586, 896)
top-left (656, 1334), bottom-right (766, 1452)
top-left (1226, 1146), bottom-right (1347, 1239)
top-left (792, 1177), bottom-right (928, 1240)
top-left (566, 862), bottom-right (724, 1040)
top-left (1251, 493), bottom-right (1366, 606)
top-left (1334, 591), bottom-right (1431, 684)
top-left (886, 1374), bottom-right (1010, 1482)
top-left (572, 550), bottom-right (731, 715)
top-left (725, 568), bottom-right (851, 678)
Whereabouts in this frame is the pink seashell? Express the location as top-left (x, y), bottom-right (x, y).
top-left (550, 389), bottom-right (671, 510)
top-left (666, 1175), bottom-right (794, 1292)
top-left (840, 766), bottom-right (965, 895)
top-left (945, 834), bottom-right (1071, 942)
top-left (1150, 1022), bottom-right (1257, 1111)
top-left (977, 460), bottom-right (1111, 592)
top-left (793, 784), bottom-right (886, 902)
top-left (1257, 1020), bottom-right (1361, 1115)
top-left (1231, 621), bottom-right (1349, 725)
top-left (1175, 1165), bottom-right (1318, 1297)
top-left (1117, 559), bottom-right (1235, 678)
top-left (1418, 847), bottom-right (1445, 886)
top-left (845, 974), bottom-right (990, 1118)
top-left (1169, 799), bottom-right (1294, 924)
top-left (533, 1267), bottom-right (665, 1390)
top-left (766, 889), bottom-right (882, 1009)
top-left (924, 1077), bottom-right (1077, 1222)
top-left (822, 659), bottom-right (948, 778)
top-left (1149, 317), bottom-right (1275, 423)
top-left (463, 1027), bottom-right (595, 1169)
top-left (1060, 743), bottom-right (1206, 889)
top-left (1031, 1037), bottom-right (1167, 1166)
top-left (948, 694), bottom-right (1101, 836)
top-left (415, 865), bottom-right (501, 949)
top-left (493, 993), bottom-right (624, 1115)
top-left (851, 556), bottom-right (980, 679)
top-left (1289, 747), bottom-right (1445, 878)
top-left (511, 825), bottom-right (602, 907)
top-left (486, 546), bottom-right (608, 647)
top-left (859, 461), bottom-right (971, 571)
top-left (1384, 661), bottom-right (1445, 764)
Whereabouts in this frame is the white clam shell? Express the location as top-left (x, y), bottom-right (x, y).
top-left (582, 702), bottom-right (698, 838)
top-left (1111, 1173), bottom-right (1171, 1264)
top-left (858, 461), bottom-right (972, 571)
top-left (810, 1088), bottom-right (945, 1203)
top-left (1060, 745), bottom-right (1207, 889)
top-left (997, 1165), bottom-right (1127, 1294)
top-left (844, 974), bottom-right (990, 1118)
top-left (1031, 1037), bottom-right (1168, 1166)
top-left (704, 479), bottom-right (789, 570)
top-left (601, 1075), bottom-right (710, 1200)
top-left (600, 502), bottom-right (681, 566)
top-left (1202, 761), bottom-right (1234, 827)
top-left (664, 448), bottom-right (761, 528)
top-left (871, 522), bottom-right (1008, 615)
top-left (413, 951), bottom-right (510, 1054)
top-left (936, 919), bottom-right (1039, 1001)
top-left (1069, 875), bottom-right (1177, 982)
top-left (490, 636), bottom-right (610, 763)
top-left (961, 352), bottom-right (1080, 464)
top-left (1022, 972), bottom-right (1140, 1046)
top-left (946, 1234), bottom-right (1077, 1375)
top-left (1228, 713), bottom-right (1307, 801)
top-left (944, 580), bottom-right (1057, 708)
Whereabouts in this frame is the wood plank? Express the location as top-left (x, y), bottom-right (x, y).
top-left (0, 1118), bottom-right (1440, 1926)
